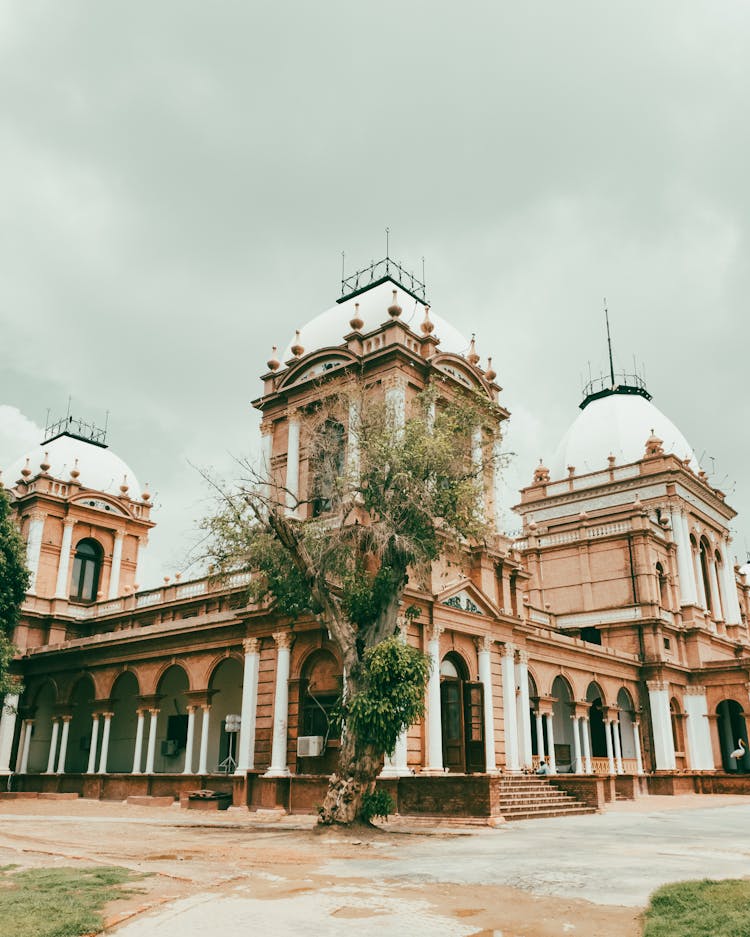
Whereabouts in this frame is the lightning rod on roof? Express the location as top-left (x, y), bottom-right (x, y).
top-left (604, 298), bottom-right (615, 387)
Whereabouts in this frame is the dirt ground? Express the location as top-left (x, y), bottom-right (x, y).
top-left (2, 796), bottom-right (748, 936)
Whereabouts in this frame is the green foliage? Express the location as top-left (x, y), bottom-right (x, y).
top-left (0, 865), bottom-right (143, 937)
top-left (344, 636), bottom-right (431, 756)
top-left (0, 489), bottom-right (29, 696)
top-left (643, 878), bottom-right (750, 937)
top-left (360, 788), bottom-right (394, 823)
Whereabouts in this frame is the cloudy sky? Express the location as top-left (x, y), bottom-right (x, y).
top-left (1, 3), bottom-right (749, 586)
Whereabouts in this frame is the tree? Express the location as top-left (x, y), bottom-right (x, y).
top-left (0, 487), bottom-right (29, 697)
top-left (202, 381), bottom-right (501, 825)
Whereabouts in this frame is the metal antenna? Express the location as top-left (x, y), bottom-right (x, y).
top-left (104, 410), bottom-right (110, 439)
top-left (422, 256), bottom-right (425, 289)
top-left (604, 298), bottom-right (615, 387)
top-left (341, 251), bottom-right (345, 292)
top-left (66, 396), bottom-right (72, 422)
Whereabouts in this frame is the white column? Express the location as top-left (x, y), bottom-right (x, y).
top-left (476, 636), bottom-right (497, 773)
top-left (633, 722), bottom-right (644, 775)
top-left (285, 412), bottom-right (300, 517)
top-left (684, 687), bottom-right (714, 770)
top-left (571, 715), bottom-right (583, 773)
top-left (385, 379), bottom-right (406, 431)
top-left (265, 632), bottom-right (292, 777)
top-left (612, 718), bottom-right (624, 774)
top-left (260, 421), bottom-right (274, 505)
top-left (720, 543), bottom-right (743, 626)
top-left (582, 715), bottom-right (593, 774)
top-left (381, 622), bottom-right (412, 778)
top-left (108, 532), bottom-right (125, 600)
top-left (535, 711), bottom-right (545, 763)
top-left (348, 400), bottom-right (360, 482)
top-left (501, 643), bottom-right (519, 771)
top-left (131, 710), bottom-right (145, 774)
top-left (56, 717), bottom-right (71, 774)
top-left (25, 510), bottom-right (46, 595)
top-left (145, 709), bottom-right (159, 774)
top-left (648, 681), bottom-right (676, 770)
top-left (19, 720), bottom-right (33, 774)
top-left (707, 557), bottom-right (723, 621)
top-left (97, 713), bottom-right (112, 774)
top-left (183, 706), bottom-right (196, 775)
top-left (0, 694), bottom-right (20, 774)
top-left (604, 714), bottom-right (615, 774)
top-left (422, 624), bottom-right (444, 774)
top-left (198, 705), bottom-right (211, 775)
top-left (46, 720), bottom-right (60, 774)
top-left (86, 715), bottom-right (100, 774)
top-left (472, 425), bottom-right (485, 521)
top-left (544, 713), bottom-right (557, 774)
top-left (54, 519), bottom-right (75, 599)
top-left (236, 638), bottom-right (260, 773)
top-left (671, 507), bottom-right (697, 606)
top-left (515, 650), bottom-right (533, 769)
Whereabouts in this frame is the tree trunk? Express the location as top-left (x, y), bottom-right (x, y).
top-left (317, 730), bottom-right (382, 826)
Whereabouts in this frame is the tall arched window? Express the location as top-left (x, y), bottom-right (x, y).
top-left (699, 538), bottom-right (713, 613)
top-left (70, 539), bottom-right (103, 602)
top-left (310, 419), bottom-right (345, 517)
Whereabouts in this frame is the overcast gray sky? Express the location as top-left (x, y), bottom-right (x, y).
top-left (2, 2), bottom-right (749, 586)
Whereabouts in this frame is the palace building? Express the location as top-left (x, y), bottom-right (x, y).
top-left (1, 258), bottom-right (749, 819)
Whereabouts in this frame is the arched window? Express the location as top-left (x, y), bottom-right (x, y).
top-left (670, 697), bottom-right (684, 754)
top-left (300, 651), bottom-right (341, 741)
top-left (699, 538), bottom-right (713, 613)
top-left (656, 563), bottom-right (669, 608)
top-left (70, 539), bottom-right (103, 602)
top-left (310, 419), bottom-right (345, 517)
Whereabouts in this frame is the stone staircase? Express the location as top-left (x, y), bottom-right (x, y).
top-left (497, 776), bottom-right (597, 821)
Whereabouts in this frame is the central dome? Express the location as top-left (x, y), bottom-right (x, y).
top-left (550, 389), bottom-right (700, 480)
top-left (282, 279), bottom-right (471, 361)
top-left (5, 432), bottom-right (143, 500)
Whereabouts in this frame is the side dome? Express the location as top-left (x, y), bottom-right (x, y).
top-left (550, 391), bottom-right (700, 480)
top-left (282, 279), bottom-right (471, 360)
top-left (5, 433), bottom-right (143, 499)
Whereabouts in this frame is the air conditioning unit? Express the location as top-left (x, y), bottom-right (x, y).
top-left (297, 735), bottom-right (324, 758)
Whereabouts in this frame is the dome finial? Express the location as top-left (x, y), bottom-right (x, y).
top-left (120, 474), bottom-right (129, 496)
top-left (290, 329), bottom-right (305, 357)
top-left (388, 289), bottom-right (402, 318)
top-left (267, 345), bottom-right (280, 371)
top-left (21, 458), bottom-right (31, 479)
top-left (70, 458), bottom-right (80, 481)
top-left (533, 458), bottom-right (550, 484)
top-left (485, 357), bottom-right (496, 382)
top-left (420, 304), bottom-right (434, 335)
top-left (141, 483), bottom-right (151, 503)
top-left (467, 333), bottom-right (480, 366)
top-left (40, 451), bottom-right (50, 473)
top-left (349, 302), bottom-right (364, 332)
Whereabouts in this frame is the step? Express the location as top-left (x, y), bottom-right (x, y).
top-left (503, 806), bottom-right (596, 821)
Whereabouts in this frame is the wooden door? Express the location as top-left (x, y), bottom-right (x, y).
top-left (463, 681), bottom-right (486, 773)
top-left (441, 679), bottom-right (465, 772)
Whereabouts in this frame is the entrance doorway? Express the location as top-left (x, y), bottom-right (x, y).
top-left (717, 699), bottom-right (750, 772)
top-left (440, 654), bottom-right (485, 773)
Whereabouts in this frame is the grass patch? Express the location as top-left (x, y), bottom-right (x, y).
top-left (643, 878), bottom-right (750, 937)
top-left (0, 865), bottom-right (143, 937)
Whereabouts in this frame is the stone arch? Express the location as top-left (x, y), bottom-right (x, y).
top-left (551, 674), bottom-right (575, 770)
top-left (293, 640), bottom-right (342, 681)
top-left (27, 681), bottom-right (57, 773)
top-left (585, 680), bottom-right (608, 759)
top-left (201, 651), bottom-right (244, 689)
top-left (66, 675), bottom-right (96, 773)
top-left (206, 657), bottom-right (245, 773)
top-left (152, 658), bottom-right (193, 696)
top-left (616, 687), bottom-right (637, 760)
top-left (716, 699), bottom-right (750, 772)
top-left (440, 649), bottom-right (470, 681)
top-left (108, 671), bottom-right (140, 773)
top-left (153, 664), bottom-right (190, 773)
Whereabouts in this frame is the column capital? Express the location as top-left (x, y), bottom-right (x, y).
top-left (515, 648), bottom-right (529, 664)
top-left (685, 685), bottom-right (706, 696)
top-left (285, 407), bottom-right (302, 424)
top-left (243, 636), bottom-right (260, 655)
top-left (474, 634), bottom-right (494, 653)
top-left (62, 517), bottom-right (76, 530)
top-left (113, 529), bottom-right (125, 542)
top-left (260, 418), bottom-right (274, 437)
top-left (647, 679), bottom-right (669, 692)
top-left (500, 641), bottom-right (516, 658)
top-left (60, 715), bottom-right (72, 723)
top-left (272, 630), bottom-right (293, 650)
top-left (27, 508), bottom-right (46, 522)
top-left (428, 623), bottom-right (444, 642)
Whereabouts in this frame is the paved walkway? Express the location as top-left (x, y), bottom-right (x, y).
top-left (2, 795), bottom-right (750, 936)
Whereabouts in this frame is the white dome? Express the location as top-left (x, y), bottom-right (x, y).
top-left (550, 391), bottom-right (700, 480)
top-left (4, 433), bottom-right (143, 500)
top-left (282, 279), bottom-right (472, 361)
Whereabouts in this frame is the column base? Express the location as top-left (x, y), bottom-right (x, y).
top-left (263, 768), bottom-right (290, 778)
top-left (379, 766), bottom-right (413, 778)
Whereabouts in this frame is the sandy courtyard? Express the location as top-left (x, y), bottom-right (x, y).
top-left (2, 794), bottom-right (750, 937)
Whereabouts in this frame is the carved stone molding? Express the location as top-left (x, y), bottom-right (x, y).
top-left (242, 637), bottom-right (260, 655)
top-left (272, 630), bottom-right (293, 650)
